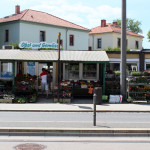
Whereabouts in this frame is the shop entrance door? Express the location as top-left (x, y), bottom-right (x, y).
top-left (38, 62), bottom-right (53, 93)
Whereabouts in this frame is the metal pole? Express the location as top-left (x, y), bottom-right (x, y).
top-left (12, 61), bottom-right (15, 93)
top-left (103, 63), bottom-right (106, 95)
top-left (58, 32), bottom-right (61, 102)
top-left (93, 93), bottom-right (96, 126)
top-left (121, 0), bottom-right (127, 102)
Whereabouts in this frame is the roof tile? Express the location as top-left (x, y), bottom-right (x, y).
top-left (90, 23), bottom-right (144, 38)
top-left (0, 9), bottom-right (89, 31)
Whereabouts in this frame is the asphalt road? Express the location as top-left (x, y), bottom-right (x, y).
top-left (0, 112), bottom-right (150, 128)
top-left (0, 136), bottom-right (150, 150)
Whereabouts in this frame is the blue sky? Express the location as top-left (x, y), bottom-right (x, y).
top-left (0, 0), bottom-right (150, 48)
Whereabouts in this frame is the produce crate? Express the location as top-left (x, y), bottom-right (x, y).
top-left (0, 99), bottom-right (12, 103)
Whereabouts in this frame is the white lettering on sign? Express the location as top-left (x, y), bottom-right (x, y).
top-left (19, 41), bottom-right (59, 49)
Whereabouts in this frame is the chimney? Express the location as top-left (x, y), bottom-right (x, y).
top-left (15, 5), bottom-right (20, 14)
top-left (113, 22), bottom-right (118, 26)
top-left (101, 20), bottom-right (106, 27)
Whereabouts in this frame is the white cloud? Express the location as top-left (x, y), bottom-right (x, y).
top-left (10, 0), bottom-right (121, 29)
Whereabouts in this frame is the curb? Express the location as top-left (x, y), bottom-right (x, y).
top-left (0, 110), bottom-right (150, 112)
top-left (0, 128), bottom-right (150, 134)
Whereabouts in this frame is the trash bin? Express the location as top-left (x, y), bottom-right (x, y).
top-left (93, 87), bottom-right (102, 105)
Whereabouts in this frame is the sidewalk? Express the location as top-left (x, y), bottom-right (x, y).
top-left (0, 102), bottom-right (150, 112)
top-left (0, 100), bottom-right (150, 135)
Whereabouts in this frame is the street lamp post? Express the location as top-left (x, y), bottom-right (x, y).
top-left (121, 0), bottom-right (127, 102)
top-left (58, 32), bottom-right (61, 102)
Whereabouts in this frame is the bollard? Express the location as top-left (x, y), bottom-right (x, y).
top-left (93, 93), bottom-right (96, 126)
top-left (93, 87), bottom-right (102, 105)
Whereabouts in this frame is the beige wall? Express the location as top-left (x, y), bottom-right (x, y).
top-left (113, 33), bottom-right (143, 50)
top-left (89, 32), bottom-right (143, 50)
top-left (107, 53), bottom-right (139, 59)
top-left (89, 33), bottom-right (113, 50)
top-left (145, 54), bottom-right (150, 59)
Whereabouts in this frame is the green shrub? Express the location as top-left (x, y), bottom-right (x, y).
top-left (130, 72), bottom-right (143, 76)
top-left (103, 47), bottom-right (130, 51)
top-left (114, 71), bottom-right (120, 75)
top-left (9, 41), bottom-right (19, 49)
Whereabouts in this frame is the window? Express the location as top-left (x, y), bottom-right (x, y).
top-left (69, 35), bottom-right (74, 46)
top-left (27, 62), bottom-right (35, 76)
top-left (97, 39), bottom-right (102, 48)
top-left (5, 30), bottom-right (9, 42)
top-left (146, 64), bottom-right (150, 71)
top-left (127, 63), bottom-right (138, 74)
top-left (106, 63), bottom-right (120, 72)
top-left (57, 39), bottom-right (63, 46)
top-left (40, 31), bottom-right (45, 42)
top-left (83, 63), bottom-right (97, 79)
top-left (1, 62), bottom-right (13, 78)
top-left (117, 38), bottom-right (121, 47)
top-left (65, 63), bottom-right (79, 79)
top-left (117, 38), bottom-right (128, 48)
top-left (88, 46), bottom-right (92, 51)
top-left (135, 41), bottom-right (139, 49)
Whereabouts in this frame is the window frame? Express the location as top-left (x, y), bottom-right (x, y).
top-left (40, 31), bottom-right (46, 42)
top-left (97, 38), bottom-right (102, 49)
top-left (83, 63), bottom-right (97, 80)
top-left (5, 30), bottom-right (9, 42)
top-left (0, 61), bottom-right (13, 79)
top-left (117, 38), bottom-right (121, 48)
top-left (135, 41), bottom-right (139, 49)
top-left (69, 35), bottom-right (74, 46)
top-left (65, 63), bottom-right (79, 80)
top-left (57, 39), bottom-right (63, 46)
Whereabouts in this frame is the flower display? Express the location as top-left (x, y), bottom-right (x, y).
top-left (53, 80), bottom-right (101, 100)
top-left (14, 74), bottom-right (37, 103)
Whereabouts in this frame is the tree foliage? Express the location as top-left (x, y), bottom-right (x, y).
top-left (147, 30), bottom-right (150, 42)
top-left (114, 18), bottom-right (142, 34)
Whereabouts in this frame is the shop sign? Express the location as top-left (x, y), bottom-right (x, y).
top-left (19, 41), bottom-right (59, 49)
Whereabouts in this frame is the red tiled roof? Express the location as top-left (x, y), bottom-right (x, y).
top-left (90, 23), bottom-right (144, 38)
top-left (0, 9), bottom-right (89, 31)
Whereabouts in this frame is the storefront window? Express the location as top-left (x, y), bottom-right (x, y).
top-left (146, 64), bottom-right (150, 71)
top-left (83, 63), bottom-right (97, 79)
top-left (27, 62), bottom-right (35, 76)
top-left (1, 62), bottom-right (13, 78)
top-left (126, 63), bottom-right (137, 75)
top-left (65, 63), bottom-right (79, 79)
top-left (106, 63), bottom-right (120, 72)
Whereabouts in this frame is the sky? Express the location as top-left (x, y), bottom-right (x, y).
top-left (0, 0), bottom-right (150, 48)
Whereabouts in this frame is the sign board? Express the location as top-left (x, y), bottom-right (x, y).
top-left (19, 41), bottom-right (59, 49)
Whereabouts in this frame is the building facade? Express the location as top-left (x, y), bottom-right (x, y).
top-left (89, 20), bottom-right (144, 51)
top-left (0, 5), bottom-right (89, 50)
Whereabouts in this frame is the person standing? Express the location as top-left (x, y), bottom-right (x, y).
top-left (47, 71), bottom-right (52, 92)
top-left (40, 68), bottom-right (48, 99)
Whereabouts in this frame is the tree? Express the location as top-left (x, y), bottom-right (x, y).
top-left (147, 30), bottom-right (150, 42)
top-left (114, 18), bottom-right (142, 34)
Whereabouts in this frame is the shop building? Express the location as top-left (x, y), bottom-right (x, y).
top-left (0, 5), bottom-right (89, 50)
top-left (106, 49), bottom-right (150, 74)
top-left (0, 50), bottom-right (109, 96)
